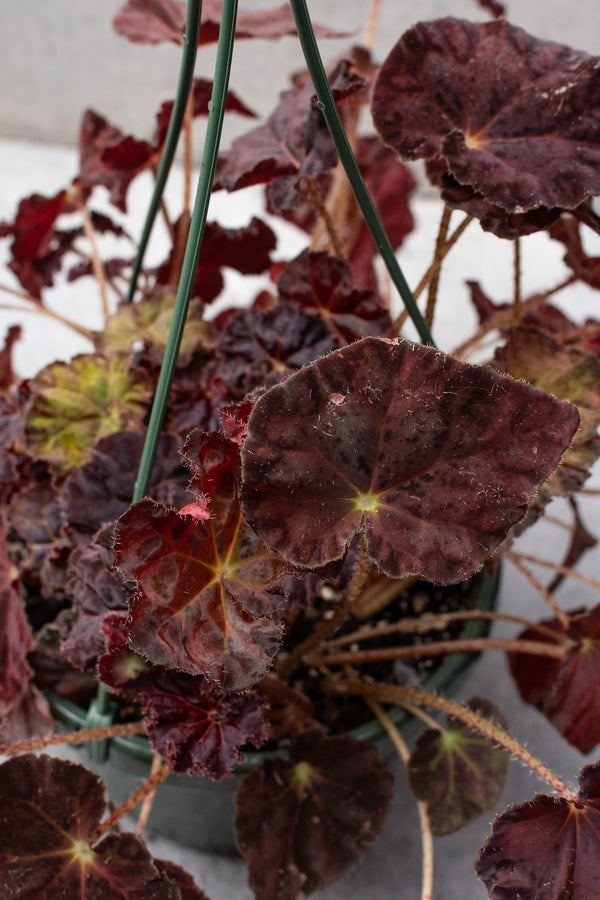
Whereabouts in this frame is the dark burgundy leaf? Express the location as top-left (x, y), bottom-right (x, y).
top-left (62, 431), bottom-right (194, 546)
top-left (114, 497), bottom-right (286, 691)
top-left (235, 728), bottom-right (394, 900)
top-left (113, 0), bottom-right (186, 44)
top-left (476, 760), bottom-right (600, 900)
top-left (180, 430), bottom-right (240, 505)
top-left (546, 498), bottom-right (597, 593)
top-left (0, 682), bottom-right (55, 745)
top-left (0, 525), bottom-right (33, 722)
top-left (440, 172), bottom-right (562, 238)
top-left (214, 304), bottom-right (340, 402)
top-left (114, 0), bottom-right (351, 46)
top-left (155, 216), bottom-right (276, 302)
top-left (0, 754), bottom-right (182, 898)
top-left (372, 18), bottom-right (600, 213)
top-left (509, 605), bottom-right (600, 753)
top-left (98, 609), bottom-right (148, 688)
top-left (473, 0), bottom-right (506, 17)
top-left (133, 668), bottom-right (266, 778)
top-left (154, 859), bottom-right (212, 900)
top-left (62, 524), bottom-right (133, 673)
top-left (215, 62), bottom-right (366, 199)
top-left (408, 697), bottom-right (509, 835)
top-left (29, 608), bottom-right (99, 704)
top-left (153, 78), bottom-right (255, 147)
top-left (219, 399), bottom-right (255, 446)
top-left (7, 476), bottom-right (70, 596)
top-left (1, 188), bottom-right (87, 298)
top-left (277, 250), bottom-right (391, 342)
top-left (241, 337), bottom-right (579, 583)
top-left (79, 109), bottom-right (157, 212)
top-left (549, 215), bottom-right (600, 291)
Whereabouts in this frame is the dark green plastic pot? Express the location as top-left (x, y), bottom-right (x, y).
top-left (49, 568), bottom-right (499, 854)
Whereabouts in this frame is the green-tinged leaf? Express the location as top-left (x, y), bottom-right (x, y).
top-left (241, 337), bottom-right (579, 584)
top-left (235, 729), bottom-right (394, 900)
top-left (25, 354), bottom-right (152, 474)
top-left (101, 289), bottom-right (213, 367)
top-left (494, 326), bottom-right (600, 493)
top-left (408, 697), bottom-right (509, 835)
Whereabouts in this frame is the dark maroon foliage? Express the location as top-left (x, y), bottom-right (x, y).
top-left (235, 729), bottom-right (394, 900)
top-left (3, 6), bottom-right (600, 900)
top-left (215, 61), bottom-right (366, 202)
top-left (509, 605), bottom-right (600, 753)
top-left (372, 18), bottom-right (600, 216)
top-left (241, 337), bottom-right (579, 583)
top-left (476, 761), bottom-right (600, 900)
top-left (114, 0), bottom-right (350, 47)
top-left (408, 697), bottom-right (508, 835)
top-left (0, 753), bottom-right (204, 898)
top-left (132, 668), bottom-right (266, 778)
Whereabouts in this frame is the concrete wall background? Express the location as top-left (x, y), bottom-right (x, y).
top-left (1, 1), bottom-right (599, 149)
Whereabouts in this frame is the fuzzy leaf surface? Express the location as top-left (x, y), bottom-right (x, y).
top-left (241, 337), bottom-right (579, 583)
top-left (133, 669), bottom-right (266, 778)
top-left (115, 497), bottom-right (285, 691)
top-left (0, 753), bottom-right (183, 898)
top-left (372, 18), bottom-right (600, 213)
top-left (476, 760), bottom-right (600, 899)
top-left (408, 697), bottom-right (508, 835)
top-left (509, 605), bottom-right (600, 753)
top-left (25, 357), bottom-right (152, 475)
top-left (235, 729), bottom-right (394, 900)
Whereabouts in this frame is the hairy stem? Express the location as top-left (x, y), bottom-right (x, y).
top-left (324, 607), bottom-right (572, 651)
top-left (513, 237), bottom-right (521, 318)
top-left (424, 204), bottom-right (452, 330)
top-left (337, 679), bottom-right (581, 804)
top-left (0, 721), bottom-right (146, 756)
top-left (389, 213), bottom-right (472, 339)
top-left (307, 635), bottom-right (569, 669)
top-left (93, 757), bottom-right (171, 841)
top-left (135, 754), bottom-right (170, 835)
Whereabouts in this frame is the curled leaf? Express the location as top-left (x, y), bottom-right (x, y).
top-left (372, 18), bottom-right (600, 213)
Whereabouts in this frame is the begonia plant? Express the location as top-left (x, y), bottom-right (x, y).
top-left (1, 1), bottom-right (600, 898)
